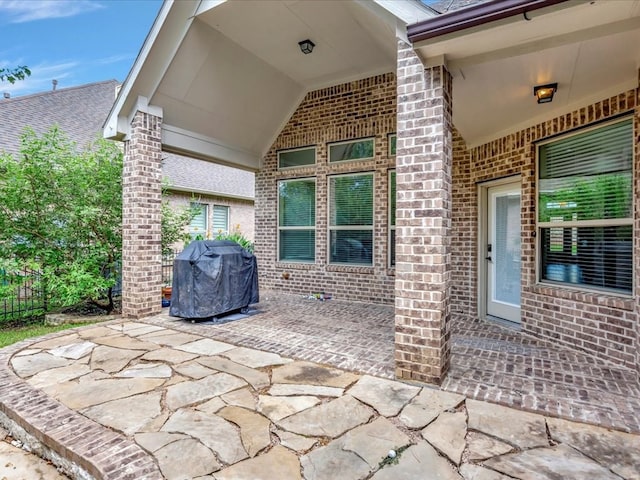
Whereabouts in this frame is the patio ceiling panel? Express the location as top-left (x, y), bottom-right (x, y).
top-left (106, 0), bottom-right (423, 171)
top-left (411, 0), bottom-right (640, 147)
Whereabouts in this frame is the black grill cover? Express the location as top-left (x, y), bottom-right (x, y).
top-left (169, 240), bottom-right (259, 319)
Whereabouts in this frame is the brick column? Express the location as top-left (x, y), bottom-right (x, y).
top-left (635, 71), bottom-right (640, 377)
top-left (122, 110), bottom-right (163, 318)
top-left (395, 41), bottom-right (453, 384)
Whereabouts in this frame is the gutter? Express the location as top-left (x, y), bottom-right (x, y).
top-left (165, 184), bottom-right (255, 203)
top-left (408, 0), bottom-right (571, 44)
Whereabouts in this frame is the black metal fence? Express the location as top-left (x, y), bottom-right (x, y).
top-left (162, 251), bottom-right (179, 287)
top-left (0, 252), bottom-right (181, 324)
top-left (0, 266), bottom-right (46, 323)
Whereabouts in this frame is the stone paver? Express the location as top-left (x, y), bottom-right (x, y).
top-left (155, 438), bottom-right (220, 479)
top-left (197, 356), bottom-right (270, 389)
top-left (0, 440), bottom-right (69, 480)
top-left (371, 441), bottom-right (463, 480)
top-left (90, 345), bottom-right (143, 373)
top-left (48, 341), bottom-right (96, 360)
top-left (165, 372), bottom-right (246, 409)
top-left (348, 375), bottom-right (420, 416)
top-left (546, 416), bottom-right (640, 479)
top-left (81, 391), bottom-right (163, 436)
top-left (257, 395), bottom-right (320, 422)
top-left (162, 409), bottom-right (248, 465)
top-left (341, 417), bottom-right (411, 469)
top-left (215, 445), bottom-right (301, 480)
top-left (422, 410), bottom-right (466, 465)
top-left (272, 361), bottom-right (359, 387)
top-left (48, 377), bottom-right (165, 409)
top-left (269, 383), bottom-right (343, 397)
top-left (221, 346), bottom-right (291, 368)
top-left (399, 387), bottom-right (465, 428)
top-left (218, 406), bottom-right (271, 457)
top-left (175, 338), bottom-right (234, 355)
top-left (11, 352), bottom-right (70, 377)
top-left (2, 302), bottom-right (639, 480)
top-left (301, 440), bottom-right (370, 480)
top-left (465, 431), bottom-right (513, 461)
top-left (277, 395), bottom-right (374, 438)
top-left (483, 443), bottom-right (622, 479)
top-left (466, 399), bottom-right (548, 449)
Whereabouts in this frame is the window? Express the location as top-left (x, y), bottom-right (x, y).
top-left (388, 134), bottom-right (396, 156)
top-left (538, 118), bottom-right (633, 293)
top-left (278, 179), bottom-right (316, 262)
top-left (278, 146), bottom-right (316, 169)
top-left (389, 170), bottom-right (396, 267)
top-left (213, 205), bottom-right (229, 235)
top-left (329, 173), bottom-right (374, 265)
top-left (329, 138), bottom-right (374, 163)
top-left (189, 203), bottom-right (207, 239)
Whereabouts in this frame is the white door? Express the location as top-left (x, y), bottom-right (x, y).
top-left (487, 183), bottom-right (521, 323)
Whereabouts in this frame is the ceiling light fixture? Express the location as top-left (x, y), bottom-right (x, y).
top-left (298, 39), bottom-right (315, 55)
top-left (533, 83), bottom-right (557, 104)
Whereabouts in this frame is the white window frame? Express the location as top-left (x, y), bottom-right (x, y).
top-left (189, 202), bottom-right (208, 239)
top-left (536, 117), bottom-right (634, 294)
top-left (328, 137), bottom-right (375, 163)
top-left (277, 177), bottom-right (316, 263)
top-left (212, 205), bottom-right (230, 236)
top-left (388, 133), bottom-right (396, 157)
top-left (328, 172), bottom-right (375, 266)
top-left (277, 146), bottom-right (316, 170)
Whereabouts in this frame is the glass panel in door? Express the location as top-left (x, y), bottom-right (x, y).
top-left (487, 183), bottom-right (521, 323)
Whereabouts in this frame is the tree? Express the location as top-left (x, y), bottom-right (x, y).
top-left (0, 66), bottom-right (31, 84)
top-left (0, 126), bottom-right (195, 314)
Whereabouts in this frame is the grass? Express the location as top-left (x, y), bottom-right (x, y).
top-left (0, 322), bottom-right (93, 349)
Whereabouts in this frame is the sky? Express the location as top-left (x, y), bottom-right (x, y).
top-left (0, 0), bottom-right (163, 98)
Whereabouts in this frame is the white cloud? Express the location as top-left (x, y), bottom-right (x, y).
top-left (0, 0), bottom-right (103, 23)
top-left (93, 54), bottom-right (134, 66)
top-left (1, 60), bottom-right (78, 96)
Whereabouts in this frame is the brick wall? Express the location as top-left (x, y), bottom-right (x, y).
top-left (122, 111), bottom-right (163, 318)
top-left (452, 89), bottom-right (639, 369)
top-left (394, 41), bottom-right (453, 384)
top-left (255, 73), bottom-right (397, 303)
top-left (256, 62), bottom-right (638, 373)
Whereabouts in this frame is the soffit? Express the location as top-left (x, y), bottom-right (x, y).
top-left (141, 0), bottom-right (411, 169)
top-left (413, 0), bottom-right (640, 147)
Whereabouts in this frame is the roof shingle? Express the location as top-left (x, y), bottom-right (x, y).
top-left (0, 80), bottom-right (254, 200)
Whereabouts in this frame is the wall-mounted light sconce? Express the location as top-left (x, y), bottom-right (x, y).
top-left (298, 39), bottom-right (315, 55)
top-left (533, 83), bottom-right (557, 104)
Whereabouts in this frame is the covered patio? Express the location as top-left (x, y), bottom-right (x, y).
top-left (148, 293), bottom-right (640, 434)
top-left (105, 0), bottom-right (640, 388)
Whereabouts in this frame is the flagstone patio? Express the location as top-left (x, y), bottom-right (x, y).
top-left (1, 295), bottom-right (639, 479)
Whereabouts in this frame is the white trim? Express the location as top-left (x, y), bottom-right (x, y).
top-left (327, 172), bottom-right (375, 266)
top-left (103, 0), bottom-right (199, 141)
top-left (162, 123), bottom-right (260, 171)
top-left (477, 176), bottom-right (521, 321)
top-left (277, 177), bottom-right (317, 264)
top-left (277, 146), bottom-right (317, 170)
top-left (535, 117), bottom-right (634, 294)
top-left (165, 185), bottom-right (254, 203)
top-left (328, 137), bottom-right (376, 163)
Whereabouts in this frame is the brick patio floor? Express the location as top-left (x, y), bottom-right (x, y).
top-left (148, 291), bottom-right (640, 434)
